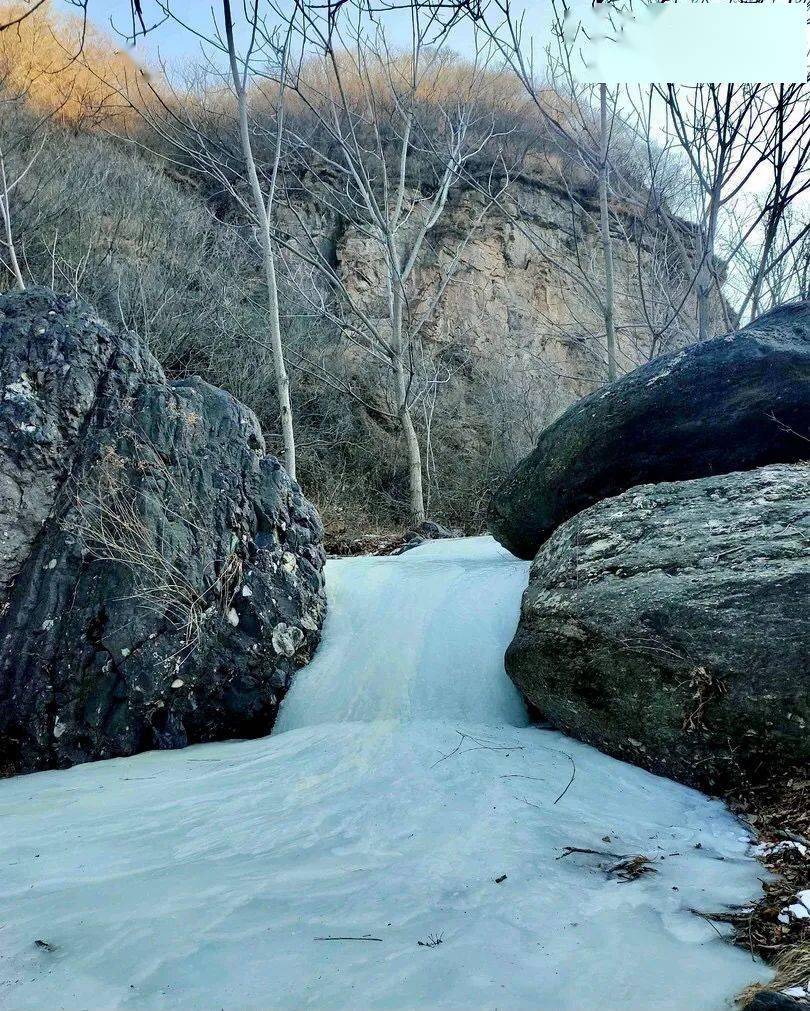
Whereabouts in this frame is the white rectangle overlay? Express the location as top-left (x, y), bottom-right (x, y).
top-left (576, 2), bottom-right (807, 84)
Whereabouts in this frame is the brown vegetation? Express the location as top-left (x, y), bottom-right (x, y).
top-left (729, 775), bottom-right (810, 1004)
top-left (0, 2), bottom-right (805, 540)
top-left (0, 1), bottom-right (139, 126)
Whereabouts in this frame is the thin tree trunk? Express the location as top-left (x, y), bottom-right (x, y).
top-left (0, 156), bottom-right (25, 291)
top-left (262, 232), bottom-right (296, 480)
top-left (749, 237), bottom-right (771, 321)
top-left (696, 270), bottom-right (712, 341)
top-left (223, 0), bottom-right (296, 481)
top-left (394, 358), bottom-right (426, 525)
top-left (751, 100), bottom-right (785, 321)
top-left (1, 207), bottom-right (25, 291)
top-left (598, 84), bottom-right (616, 382)
top-left (697, 191), bottom-right (724, 341)
top-left (691, 226), bottom-right (707, 341)
top-left (389, 241), bottom-right (425, 524)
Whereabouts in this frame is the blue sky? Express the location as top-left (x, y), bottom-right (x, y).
top-left (57, 0), bottom-right (807, 84)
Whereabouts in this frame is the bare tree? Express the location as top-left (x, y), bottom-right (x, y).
top-left (102, 1), bottom-right (300, 479)
top-left (0, 139), bottom-right (31, 290)
top-left (466, 2), bottom-right (809, 356)
top-left (598, 83), bottom-right (616, 379)
top-left (222, 0), bottom-right (296, 479)
top-left (730, 202), bottom-right (810, 316)
top-left (732, 85), bottom-right (810, 321)
top-left (273, 1), bottom-right (508, 522)
top-left (654, 84), bottom-right (810, 338)
top-left (0, 1), bottom-right (151, 41)
top-left (451, 0), bottom-right (632, 380)
top-left (0, 73), bottom-right (51, 290)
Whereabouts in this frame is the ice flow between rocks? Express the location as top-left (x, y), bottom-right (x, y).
top-left (0, 536), bottom-right (769, 1009)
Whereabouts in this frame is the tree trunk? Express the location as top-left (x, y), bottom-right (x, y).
top-left (262, 232), bottom-right (296, 481)
top-left (598, 84), bottom-right (617, 382)
top-left (692, 226), bottom-right (709, 341)
top-left (387, 235), bottom-right (426, 524)
top-left (396, 366), bottom-right (426, 525)
top-left (3, 212), bottom-right (25, 291)
top-left (696, 274), bottom-right (712, 341)
top-left (223, 0), bottom-right (296, 481)
top-left (697, 194), bottom-right (724, 342)
top-left (0, 165), bottom-right (25, 292)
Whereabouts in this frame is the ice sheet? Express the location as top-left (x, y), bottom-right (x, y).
top-left (0, 536), bottom-right (770, 1009)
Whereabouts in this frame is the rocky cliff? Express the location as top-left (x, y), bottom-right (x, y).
top-left (343, 176), bottom-right (702, 371)
top-left (280, 168), bottom-right (722, 524)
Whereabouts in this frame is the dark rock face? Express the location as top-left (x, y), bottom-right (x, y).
top-left (742, 992), bottom-right (808, 1010)
top-left (394, 520), bottom-right (464, 555)
top-left (0, 288), bottom-right (325, 774)
top-left (489, 302), bottom-right (810, 559)
top-left (506, 465), bottom-right (809, 791)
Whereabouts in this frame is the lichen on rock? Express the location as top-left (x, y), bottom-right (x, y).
top-left (506, 464), bottom-right (809, 791)
top-left (0, 287), bottom-right (326, 775)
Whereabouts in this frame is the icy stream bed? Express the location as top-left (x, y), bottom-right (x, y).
top-left (0, 537), bottom-right (769, 1009)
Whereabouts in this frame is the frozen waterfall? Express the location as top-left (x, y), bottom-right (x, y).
top-left (0, 537), bottom-right (770, 1009)
top-left (276, 536), bottom-right (530, 731)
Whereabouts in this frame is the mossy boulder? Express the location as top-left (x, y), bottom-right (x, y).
top-left (506, 464), bottom-right (809, 791)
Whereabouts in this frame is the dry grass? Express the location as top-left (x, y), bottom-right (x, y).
top-left (738, 943), bottom-right (810, 1006)
top-left (68, 444), bottom-right (205, 628)
top-left (65, 436), bottom-right (243, 658)
top-left (284, 49), bottom-right (535, 119)
top-left (0, 1), bottom-right (140, 127)
top-left (324, 530), bottom-right (404, 557)
top-left (721, 774), bottom-right (810, 1006)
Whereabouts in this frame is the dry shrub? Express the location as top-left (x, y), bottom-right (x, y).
top-left (65, 437), bottom-right (242, 650)
top-left (738, 944), bottom-right (810, 1006)
top-left (243, 47), bottom-right (536, 125)
top-left (0, 1), bottom-right (139, 127)
top-left (724, 773), bottom-right (810, 1006)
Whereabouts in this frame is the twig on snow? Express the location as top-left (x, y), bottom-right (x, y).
top-left (557, 846), bottom-right (626, 861)
top-left (431, 731), bottom-right (524, 769)
top-left (553, 753), bottom-right (577, 804)
top-left (314, 935), bottom-right (383, 942)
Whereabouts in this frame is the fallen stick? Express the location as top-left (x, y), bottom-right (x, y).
top-left (556, 846), bottom-right (625, 860)
top-left (553, 754), bottom-right (577, 805)
top-left (314, 936), bottom-right (383, 942)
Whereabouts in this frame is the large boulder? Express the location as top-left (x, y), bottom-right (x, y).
top-left (0, 288), bottom-right (325, 774)
top-left (506, 464), bottom-right (809, 791)
top-left (489, 302), bottom-right (810, 559)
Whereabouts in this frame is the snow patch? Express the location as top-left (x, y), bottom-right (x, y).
top-left (778, 889), bottom-right (810, 924)
top-left (645, 351), bottom-right (687, 386)
top-left (756, 839), bottom-right (808, 859)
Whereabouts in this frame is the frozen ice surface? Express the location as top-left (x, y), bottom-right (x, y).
top-left (0, 537), bottom-right (770, 1009)
top-left (276, 535), bottom-right (530, 731)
